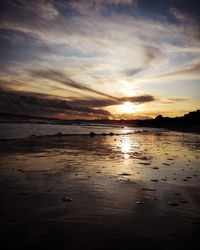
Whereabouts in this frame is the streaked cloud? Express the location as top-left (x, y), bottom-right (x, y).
top-left (30, 68), bottom-right (117, 100)
top-left (151, 62), bottom-right (200, 80)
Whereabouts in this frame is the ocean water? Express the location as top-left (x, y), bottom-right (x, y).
top-left (0, 123), bottom-right (161, 140)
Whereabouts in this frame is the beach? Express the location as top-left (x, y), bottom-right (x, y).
top-left (0, 129), bottom-right (200, 249)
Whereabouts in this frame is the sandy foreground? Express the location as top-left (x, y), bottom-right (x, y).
top-left (0, 131), bottom-right (200, 250)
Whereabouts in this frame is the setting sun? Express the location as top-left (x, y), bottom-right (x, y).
top-left (117, 102), bottom-right (134, 113)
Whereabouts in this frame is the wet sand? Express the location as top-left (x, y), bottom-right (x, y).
top-left (0, 131), bottom-right (200, 249)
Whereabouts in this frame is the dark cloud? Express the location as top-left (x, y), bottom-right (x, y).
top-left (124, 95), bottom-right (155, 103)
top-left (0, 88), bottom-right (111, 118)
top-left (70, 99), bottom-right (117, 108)
top-left (67, 94), bottom-right (155, 108)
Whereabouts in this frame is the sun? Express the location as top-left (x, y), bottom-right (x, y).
top-left (117, 102), bottom-right (134, 113)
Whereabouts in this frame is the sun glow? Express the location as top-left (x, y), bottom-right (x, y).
top-left (117, 102), bottom-right (134, 113)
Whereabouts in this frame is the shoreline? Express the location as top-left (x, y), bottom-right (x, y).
top-left (0, 126), bottom-right (199, 142)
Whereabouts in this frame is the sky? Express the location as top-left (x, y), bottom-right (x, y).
top-left (0, 0), bottom-right (199, 120)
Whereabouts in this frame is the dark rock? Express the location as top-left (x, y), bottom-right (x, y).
top-left (179, 200), bottom-right (189, 204)
top-left (168, 202), bottom-right (179, 206)
top-left (139, 162), bottom-right (151, 166)
top-left (192, 221), bottom-right (200, 225)
top-left (141, 188), bottom-right (156, 191)
top-left (62, 197), bottom-right (72, 202)
top-left (89, 132), bottom-right (96, 137)
top-left (20, 192), bottom-right (28, 196)
top-left (30, 134), bottom-right (36, 138)
top-left (150, 179), bottom-right (159, 182)
top-left (55, 132), bottom-right (63, 136)
top-left (152, 167), bottom-right (159, 170)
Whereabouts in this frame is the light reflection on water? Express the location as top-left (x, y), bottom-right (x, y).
top-left (119, 136), bottom-right (131, 159)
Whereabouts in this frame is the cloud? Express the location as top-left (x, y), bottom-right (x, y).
top-left (0, 0), bottom-right (59, 21)
top-left (151, 62), bottom-right (200, 80)
top-left (168, 97), bottom-right (188, 102)
top-left (124, 95), bottom-right (155, 103)
top-left (170, 7), bottom-right (200, 39)
top-left (29, 68), bottom-right (156, 106)
top-left (123, 45), bottom-right (163, 76)
top-left (170, 8), bottom-right (189, 23)
top-left (30, 68), bottom-right (117, 100)
top-left (160, 97), bottom-right (188, 104)
top-left (0, 88), bottom-right (111, 118)
top-left (68, 0), bottom-right (137, 14)
top-left (68, 94), bottom-right (155, 108)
